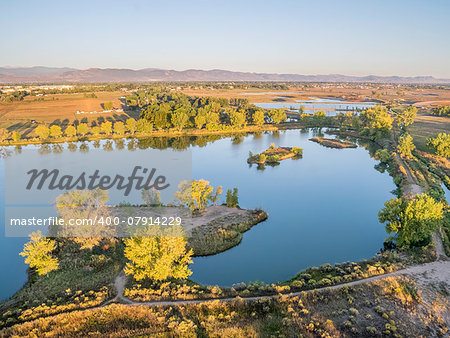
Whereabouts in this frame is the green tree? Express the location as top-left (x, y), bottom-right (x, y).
top-left (20, 231), bottom-right (59, 275)
top-left (65, 125), bottom-right (77, 138)
top-left (427, 133), bottom-right (450, 158)
top-left (397, 133), bottom-right (415, 158)
top-left (253, 109), bottom-right (265, 126)
top-left (101, 121), bottom-right (113, 135)
top-left (113, 121), bottom-right (126, 136)
top-left (49, 125), bottom-right (62, 138)
top-left (35, 125), bottom-right (50, 139)
top-left (359, 106), bottom-right (393, 138)
top-left (230, 110), bottom-right (246, 128)
top-left (123, 225), bottom-right (193, 281)
top-left (126, 118), bottom-right (137, 134)
top-left (103, 101), bottom-right (113, 110)
top-left (171, 111), bottom-right (189, 131)
top-left (269, 109), bottom-right (287, 124)
top-left (378, 194), bottom-right (444, 247)
top-left (194, 114), bottom-right (206, 129)
top-left (395, 106), bottom-right (417, 129)
top-left (77, 123), bottom-right (89, 136)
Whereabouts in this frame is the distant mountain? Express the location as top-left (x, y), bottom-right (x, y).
top-left (0, 67), bottom-right (449, 84)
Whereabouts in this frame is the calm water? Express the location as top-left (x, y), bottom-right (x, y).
top-left (254, 97), bottom-right (376, 115)
top-left (0, 129), bottom-right (395, 299)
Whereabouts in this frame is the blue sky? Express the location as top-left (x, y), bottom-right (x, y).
top-left (1, 0), bottom-right (449, 77)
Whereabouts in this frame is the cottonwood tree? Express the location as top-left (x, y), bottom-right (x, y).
top-left (427, 133), bottom-right (450, 158)
top-left (253, 109), bottom-right (265, 126)
top-left (20, 231), bottom-right (59, 276)
top-left (174, 179), bottom-right (222, 211)
top-left (395, 106), bottom-right (417, 129)
top-left (269, 109), bottom-right (287, 124)
top-left (50, 125), bottom-right (62, 138)
top-left (101, 121), bottom-right (113, 135)
top-left (123, 224), bottom-right (193, 281)
top-left (0, 128), bottom-right (11, 141)
top-left (113, 121), bottom-right (126, 136)
top-left (397, 133), bottom-right (415, 158)
top-left (65, 125), bottom-right (77, 137)
top-left (77, 123), bottom-right (89, 136)
top-left (126, 118), bottom-right (137, 134)
top-left (35, 125), bottom-right (50, 139)
top-left (359, 106), bottom-right (393, 139)
top-left (378, 193), bottom-right (444, 247)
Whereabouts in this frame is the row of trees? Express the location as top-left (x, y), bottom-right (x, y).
top-left (427, 133), bottom-right (450, 158)
top-left (430, 106), bottom-right (450, 117)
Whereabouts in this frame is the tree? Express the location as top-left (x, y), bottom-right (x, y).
top-left (253, 109), bottom-right (265, 126)
top-left (123, 225), bottom-right (193, 281)
top-left (142, 188), bottom-right (161, 206)
top-left (397, 133), bottom-right (415, 158)
top-left (126, 118), bottom-right (137, 134)
top-left (226, 188), bottom-right (239, 207)
top-left (430, 106), bottom-right (450, 117)
top-left (35, 125), bottom-right (50, 139)
top-left (113, 121), bottom-right (126, 136)
top-left (91, 126), bottom-right (100, 136)
top-left (103, 101), bottom-right (113, 110)
top-left (77, 123), bottom-right (89, 136)
top-left (427, 133), bottom-right (450, 158)
top-left (229, 110), bottom-right (246, 128)
top-left (12, 131), bottom-right (21, 142)
top-left (359, 106), bottom-right (393, 138)
top-left (194, 114), bottom-right (206, 129)
top-left (20, 231), bottom-right (59, 276)
top-left (101, 121), bottom-right (113, 135)
top-left (269, 109), bottom-right (287, 124)
top-left (174, 179), bottom-right (215, 211)
top-left (136, 119), bottom-right (153, 133)
top-left (171, 111), bottom-right (189, 131)
top-left (395, 106), bottom-right (417, 129)
top-left (0, 128), bottom-right (11, 141)
top-left (49, 125), bottom-right (62, 138)
top-left (65, 125), bottom-right (77, 138)
top-left (378, 194), bottom-right (444, 247)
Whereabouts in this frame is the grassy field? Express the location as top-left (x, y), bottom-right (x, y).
top-left (409, 111), bottom-right (450, 152)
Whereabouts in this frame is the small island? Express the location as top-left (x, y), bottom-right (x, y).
top-left (247, 144), bottom-right (303, 164)
top-left (309, 137), bottom-right (357, 149)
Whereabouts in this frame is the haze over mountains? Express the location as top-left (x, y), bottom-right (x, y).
top-left (1, 66), bottom-right (449, 84)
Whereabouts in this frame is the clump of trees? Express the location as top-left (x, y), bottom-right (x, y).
top-left (378, 193), bottom-right (445, 247)
top-left (359, 106), bottom-right (394, 139)
top-left (430, 106), bottom-right (450, 117)
top-left (427, 133), bottom-right (450, 158)
top-left (397, 133), bottom-right (415, 158)
top-left (226, 188), bottom-right (239, 208)
top-left (20, 231), bottom-right (59, 276)
top-left (395, 106), bottom-right (417, 130)
top-left (174, 179), bottom-right (223, 211)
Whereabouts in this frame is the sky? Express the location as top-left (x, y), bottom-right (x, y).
top-left (1, 0), bottom-right (449, 78)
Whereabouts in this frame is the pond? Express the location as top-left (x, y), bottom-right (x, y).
top-left (0, 128), bottom-right (395, 299)
top-left (254, 97), bottom-right (376, 115)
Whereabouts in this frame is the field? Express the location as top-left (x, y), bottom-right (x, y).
top-left (181, 84), bottom-right (450, 106)
top-left (409, 111), bottom-right (450, 152)
top-left (0, 91), bottom-right (135, 137)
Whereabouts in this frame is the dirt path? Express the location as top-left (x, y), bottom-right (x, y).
top-left (111, 260), bottom-right (449, 307)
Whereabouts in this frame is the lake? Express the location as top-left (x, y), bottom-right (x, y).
top-left (0, 128), bottom-right (395, 299)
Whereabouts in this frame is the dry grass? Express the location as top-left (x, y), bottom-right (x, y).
top-left (409, 111), bottom-right (450, 152)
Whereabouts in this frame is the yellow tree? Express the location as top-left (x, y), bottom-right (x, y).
top-left (50, 125), bottom-right (62, 138)
top-left (77, 123), bottom-right (89, 136)
top-left (174, 179), bottom-right (216, 211)
top-left (20, 231), bottom-right (59, 276)
top-left (65, 125), bottom-right (77, 137)
top-left (35, 125), bottom-right (50, 139)
top-left (124, 224), bottom-right (193, 281)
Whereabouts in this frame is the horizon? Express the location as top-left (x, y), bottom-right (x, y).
top-left (0, 65), bottom-right (448, 80)
top-left (1, 1), bottom-right (450, 78)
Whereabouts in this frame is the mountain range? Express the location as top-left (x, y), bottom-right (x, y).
top-left (1, 66), bottom-right (449, 84)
